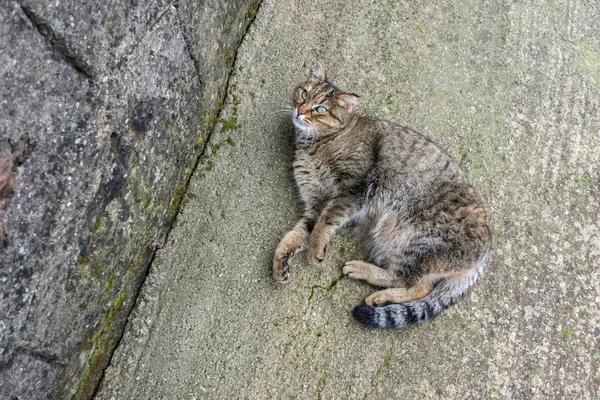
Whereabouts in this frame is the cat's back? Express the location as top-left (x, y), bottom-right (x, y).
top-left (372, 119), bottom-right (468, 187)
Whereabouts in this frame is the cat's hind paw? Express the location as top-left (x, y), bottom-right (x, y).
top-left (365, 290), bottom-right (393, 306)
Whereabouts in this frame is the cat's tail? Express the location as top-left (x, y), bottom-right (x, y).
top-left (352, 252), bottom-right (490, 329)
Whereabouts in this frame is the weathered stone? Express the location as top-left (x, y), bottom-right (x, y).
top-left (0, 0), bottom-right (260, 398)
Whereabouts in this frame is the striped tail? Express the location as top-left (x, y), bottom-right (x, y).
top-left (353, 252), bottom-right (490, 329)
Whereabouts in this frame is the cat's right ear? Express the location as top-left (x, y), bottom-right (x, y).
top-left (312, 61), bottom-right (327, 81)
top-left (337, 93), bottom-right (360, 114)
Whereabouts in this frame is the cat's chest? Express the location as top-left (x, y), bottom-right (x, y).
top-left (292, 152), bottom-right (335, 201)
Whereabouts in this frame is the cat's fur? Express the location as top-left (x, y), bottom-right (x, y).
top-left (273, 63), bottom-right (491, 329)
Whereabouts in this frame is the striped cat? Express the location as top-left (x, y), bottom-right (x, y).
top-left (273, 63), bottom-right (491, 329)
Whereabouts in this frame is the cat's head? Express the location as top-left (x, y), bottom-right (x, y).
top-left (291, 62), bottom-right (360, 136)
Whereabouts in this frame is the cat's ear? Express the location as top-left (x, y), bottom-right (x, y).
top-left (312, 61), bottom-right (327, 81)
top-left (337, 93), bottom-right (360, 114)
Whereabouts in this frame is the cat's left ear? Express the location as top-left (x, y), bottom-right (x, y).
top-left (337, 93), bottom-right (360, 114)
top-left (312, 61), bottom-right (327, 81)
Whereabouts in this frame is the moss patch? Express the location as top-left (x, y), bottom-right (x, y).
top-left (94, 211), bottom-right (107, 230)
top-left (166, 182), bottom-right (188, 223)
top-left (194, 137), bottom-right (204, 151)
top-left (75, 288), bottom-right (130, 399)
top-left (305, 274), bottom-right (345, 315)
top-left (77, 256), bottom-right (89, 267)
top-left (317, 376), bottom-right (327, 400)
top-left (104, 275), bottom-right (116, 295)
top-left (221, 116), bottom-right (240, 132)
top-left (143, 196), bottom-right (152, 209)
top-left (363, 340), bottom-right (395, 400)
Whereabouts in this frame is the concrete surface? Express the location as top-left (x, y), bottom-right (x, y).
top-left (97, 0), bottom-right (600, 398)
top-left (0, 0), bottom-right (258, 398)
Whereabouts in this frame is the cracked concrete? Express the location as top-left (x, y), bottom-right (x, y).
top-left (94, 0), bottom-right (600, 398)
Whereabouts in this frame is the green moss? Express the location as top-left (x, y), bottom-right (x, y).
top-left (221, 116), bottom-right (240, 132)
top-left (76, 256), bottom-right (89, 266)
top-left (377, 344), bottom-right (393, 373)
top-left (205, 159), bottom-right (216, 172)
top-left (363, 341), bottom-right (395, 400)
top-left (75, 288), bottom-right (130, 399)
top-left (563, 329), bottom-right (573, 342)
top-left (224, 15), bottom-right (233, 31)
top-left (143, 196), bottom-right (152, 209)
top-left (204, 111), bottom-right (219, 131)
top-left (194, 137), bottom-right (205, 151)
top-left (307, 274), bottom-right (345, 303)
top-left (167, 181), bottom-right (188, 223)
top-left (459, 152), bottom-right (468, 168)
top-left (326, 274), bottom-right (345, 291)
top-left (91, 260), bottom-right (102, 277)
top-left (225, 51), bottom-right (236, 72)
top-left (157, 203), bottom-right (164, 214)
top-left (317, 376), bottom-right (327, 400)
top-left (226, 137), bottom-right (236, 146)
top-left (231, 92), bottom-right (241, 109)
top-left (305, 274), bottom-right (345, 315)
top-left (104, 275), bottom-right (116, 295)
top-left (247, 3), bottom-right (258, 18)
top-left (212, 142), bottom-right (222, 153)
top-left (109, 291), bottom-right (128, 320)
top-left (142, 228), bottom-right (155, 248)
top-left (95, 211), bottom-right (107, 230)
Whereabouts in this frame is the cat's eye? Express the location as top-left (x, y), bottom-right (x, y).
top-left (315, 106), bottom-right (327, 114)
top-left (301, 90), bottom-right (309, 101)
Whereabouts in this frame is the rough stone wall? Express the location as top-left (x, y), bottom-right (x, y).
top-left (0, 0), bottom-right (259, 398)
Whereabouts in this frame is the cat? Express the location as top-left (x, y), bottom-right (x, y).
top-left (273, 62), bottom-right (491, 329)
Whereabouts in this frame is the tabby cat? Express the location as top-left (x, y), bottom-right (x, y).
top-left (273, 63), bottom-right (491, 329)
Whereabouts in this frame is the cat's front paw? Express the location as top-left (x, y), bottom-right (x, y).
top-left (308, 242), bottom-right (327, 265)
top-left (343, 260), bottom-right (372, 281)
top-left (273, 251), bottom-right (293, 283)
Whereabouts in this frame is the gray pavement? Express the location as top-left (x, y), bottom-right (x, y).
top-left (97, 0), bottom-right (600, 398)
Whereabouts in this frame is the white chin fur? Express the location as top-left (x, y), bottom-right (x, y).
top-left (293, 118), bottom-right (309, 132)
